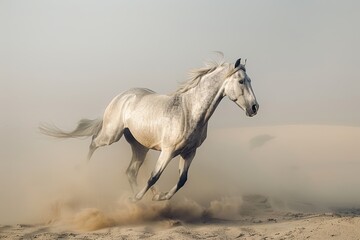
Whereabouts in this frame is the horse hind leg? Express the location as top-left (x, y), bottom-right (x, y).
top-left (87, 123), bottom-right (125, 161)
top-left (87, 139), bottom-right (97, 161)
top-left (124, 129), bottom-right (149, 193)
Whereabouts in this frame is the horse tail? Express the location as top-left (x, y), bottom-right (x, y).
top-left (39, 118), bottom-right (103, 139)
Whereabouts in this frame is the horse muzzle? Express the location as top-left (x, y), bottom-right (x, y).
top-left (246, 103), bottom-right (259, 117)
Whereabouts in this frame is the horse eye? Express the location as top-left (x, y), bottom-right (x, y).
top-left (239, 80), bottom-right (244, 84)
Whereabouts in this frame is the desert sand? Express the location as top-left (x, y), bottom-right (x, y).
top-left (1, 195), bottom-right (360, 240)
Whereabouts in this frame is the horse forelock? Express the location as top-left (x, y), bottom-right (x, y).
top-left (225, 64), bottom-right (246, 78)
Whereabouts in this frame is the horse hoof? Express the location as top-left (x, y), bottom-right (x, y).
top-left (129, 196), bottom-right (140, 202)
top-left (150, 186), bottom-right (159, 195)
top-left (152, 192), bottom-right (169, 201)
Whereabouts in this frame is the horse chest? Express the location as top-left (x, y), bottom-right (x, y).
top-left (175, 124), bottom-right (208, 153)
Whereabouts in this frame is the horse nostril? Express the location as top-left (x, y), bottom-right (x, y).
top-left (252, 104), bottom-right (258, 113)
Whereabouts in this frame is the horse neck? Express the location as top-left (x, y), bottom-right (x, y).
top-left (182, 67), bottom-right (227, 126)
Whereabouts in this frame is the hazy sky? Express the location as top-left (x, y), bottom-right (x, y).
top-left (1, 0), bottom-right (360, 130)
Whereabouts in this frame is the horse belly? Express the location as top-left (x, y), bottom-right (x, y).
top-left (127, 123), bottom-right (163, 150)
top-left (124, 109), bottom-right (163, 150)
top-left (126, 115), bottom-right (185, 151)
top-left (124, 93), bottom-right (185, 151)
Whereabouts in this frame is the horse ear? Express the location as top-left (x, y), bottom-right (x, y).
top-left (235, 58), bottom-right (241, 68)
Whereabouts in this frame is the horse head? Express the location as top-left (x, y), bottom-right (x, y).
top-left (224, 58), bottom-right (259, 117)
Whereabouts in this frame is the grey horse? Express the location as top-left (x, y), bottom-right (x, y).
top-left (40, 56), bottom-right (259, 201)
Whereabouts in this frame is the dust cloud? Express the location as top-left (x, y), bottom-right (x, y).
top-left (1, 125), bottom-right (360, 230)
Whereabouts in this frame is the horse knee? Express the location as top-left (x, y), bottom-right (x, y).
top-left (88, 135), bottom-right (110, 159)
top-left (126, 168), bottom-right (131, 177)
top-left (92, 136), bottom-right (111, 147)
top-left (126, 167), bottom-right (136, 181)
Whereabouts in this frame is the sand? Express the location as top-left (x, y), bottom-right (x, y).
top-left (1, 195), bottom-right (360, 240)
top-left (2, 212), bottom-right (360, 240)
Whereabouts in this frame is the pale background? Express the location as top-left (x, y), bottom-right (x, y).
top-left (0, 0), bottom-right (359, 224)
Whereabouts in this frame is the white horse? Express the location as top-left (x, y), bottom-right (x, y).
top-left (40, 56), bottom-right (259, 201)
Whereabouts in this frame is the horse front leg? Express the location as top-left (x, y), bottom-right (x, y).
top-left (152, 150), bottom-right (196, 201)
top-left (133, 149), bottom-right (174, 201)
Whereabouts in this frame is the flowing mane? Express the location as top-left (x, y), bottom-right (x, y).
top-left (174, 57), bottom-right (243, 94)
